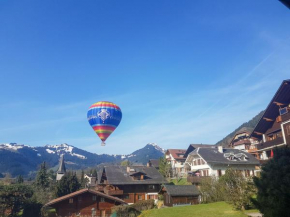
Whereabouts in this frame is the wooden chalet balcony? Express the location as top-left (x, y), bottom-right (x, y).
top-left (258, 137), bottom-right (284, 150)
top-left (104, 188), bottom-right (123, 196)
top-left (281, 112), bottom-right (290, 122)
top-left (187, 176), bottom-right (210, 184)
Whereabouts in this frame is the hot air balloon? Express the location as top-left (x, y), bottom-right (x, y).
top-left (87, 101), bottom-right (122, 146)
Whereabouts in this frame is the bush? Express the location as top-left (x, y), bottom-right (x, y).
top-left (113, 199), bottom-right (155, 217)
top-left (253, 147), bottom-right (290, 217)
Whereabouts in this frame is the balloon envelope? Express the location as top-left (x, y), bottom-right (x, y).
top-left (87, 101), bottom-right (122, 145)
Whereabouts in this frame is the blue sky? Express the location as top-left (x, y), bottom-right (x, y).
top-left (0, 0), bottom-right (290, 154)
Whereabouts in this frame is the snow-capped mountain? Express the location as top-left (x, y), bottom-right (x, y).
top-left (0, 143), bottom-right (165, 177)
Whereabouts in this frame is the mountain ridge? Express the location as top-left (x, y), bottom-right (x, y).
top-left (0, 143), bottom-right (165, 177)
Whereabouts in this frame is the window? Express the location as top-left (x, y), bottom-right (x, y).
top-left (69, 198), bottom-right (73, 204)
top-left (148, 185), bottom-right (155, 190)
top-left (138, 195), bottom-right (142, 200)
top-left (78, 196), bottom-right (82, 202)
top-left (100, 197), bottom-right (105, 202)
top-left (123, 194), bottom-right (129, 199)
top-left (149, 195), bottom-right (157, 200)
top-left (92, 195), bottom-right (97, 201)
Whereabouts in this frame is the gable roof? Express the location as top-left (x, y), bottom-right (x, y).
top-left (251, 80), bottom-right (290, 139)
top-left (184, 144), bottom-right (216, 158)
top-left (103, 166), bottom-right (168, 185)
top-left (149, 159), bottom-right (160, 168)
top-left (44, 188), bottom-right (126, 207)
top-left (166, 149), bottom-right (186, 160)
top-left (190, 147), bottom-right (259, 165)
top-left (163, 185), bottom-right (200, 196)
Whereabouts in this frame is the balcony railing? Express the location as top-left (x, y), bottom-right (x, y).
top-left (187, 176), bottom-right (210, 184)
top-left (281, 111), bottom-right (290, 122)
top-left (103, 189), bottom-right (123, 195)
top-left (257, 137), bottom-right (284, 150)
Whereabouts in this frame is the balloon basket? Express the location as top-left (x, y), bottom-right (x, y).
top-left (101, 142), bottom-right (106, 146)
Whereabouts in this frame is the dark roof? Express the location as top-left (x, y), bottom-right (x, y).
top-left (280, 0), bottom-right (290, 9)
top-left (184, 144), bottom-right (216, 158)
top-left (251, 80), bottom-right (290, 139)
top-left (57, 155), bottom-right (66, 174)
top-left (44, 188), bottom-right (126, 207)
top-left (192, 147), bottom-right (259, 165)
top-left (103, 166), bottom-right (168, 185)
top-left (149, 159), bottom-right (160, 168)
top-left (166, 149), bottom-right (186, 160)
top-left (163, 185), bottom-right (200, 197)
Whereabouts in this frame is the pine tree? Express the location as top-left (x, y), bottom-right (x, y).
top-left (16, 175), bottom-right (24, 184)
top-left (80, 170), bottom-right (85, 187)
top-left (55, 172), bottom-right (81, 197)
top-left (158, 156), bottom-right (172, 178)
top-left (92, 169), bottom-right (98, 179)
top-left (35, 162), bottom-right (49, 189)
top-left (253, 147), bottom-right (290, 217)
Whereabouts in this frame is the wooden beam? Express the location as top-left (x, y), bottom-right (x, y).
top-left (263, 117), bottom-right (273, 122)
top-left (273, 101), bottom-right (285, 106)
top-left (254, 131), bottom-right (263, 135)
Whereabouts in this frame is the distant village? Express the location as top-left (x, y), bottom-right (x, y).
top-left (1, 79), bottom-right (290, 217)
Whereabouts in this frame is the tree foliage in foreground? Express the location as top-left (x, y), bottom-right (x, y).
top-left (200, 169), bottom-right (256, 210)
top-left (158, 156), bottom-right (172, 178)
top-left (0, 184), bottom-right (34, 217)
top-left (219, 169), bottom-right (256, 210)
top-left (55, 172), bottom-right (81, 197)
top-left (253, 147), bottom-right (290, 217)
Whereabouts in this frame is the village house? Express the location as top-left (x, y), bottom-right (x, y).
top-left (85, 174), bottom-right (97, 187)
top-left (165, 149), bottom-right (187, 177)
top-left (251, 79), bottom-right (290, 162)
top-left (185, 146), bottom-right (259, 184)
top-left (183, 144), bottom-right (216, 173)
top-left (160, 185), bottom-right (200, 207)
top-left (230, 130), bottom-right (260, 159)
top-left (97, 165), bottom-right (167, 204)
top-left (44, 188), bottom-right (126, 217)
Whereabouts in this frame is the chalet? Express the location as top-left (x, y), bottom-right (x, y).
top-left (56, 154), bottom-right (66, 181)
top-left (184, 144), bottom-right (216, 158)
top-left (160, 185), bottom-right (200, 207)
top-left (185, 147), bottom-right (259, 184)
top-left (98, 165), bottom-right (167, 204)
top-left (165, 149), bottom-right (186, 177)
top-left (230, 130), bottom-right (259, 159)
top-left (44, 188), bottom-right (126, 217)
top-left (251, 79), bottom-right (290, 161)
top-left (85, 174), bottom-right (97, 187)
top-left (183, 144), bottom-right (216, 173)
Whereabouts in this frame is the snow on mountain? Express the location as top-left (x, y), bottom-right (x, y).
top-left (0, 142), bottom-right (165, 177)
top-left (0, 143), bottom-right (25, 151)
top-left (44, 143), bottom-right (86, 159)
top-left (147, 143), bottom-right (165, 154)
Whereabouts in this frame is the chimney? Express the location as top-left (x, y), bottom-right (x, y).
top-left (147, 160), bottom-right (152, 167)
top-left (218, 146), bottom-right (223, 153)
top-left (127, 166), bottom-right (130, 173)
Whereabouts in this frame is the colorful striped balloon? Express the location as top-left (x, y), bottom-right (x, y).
top-left (87, 101), bottom-right (122, 146)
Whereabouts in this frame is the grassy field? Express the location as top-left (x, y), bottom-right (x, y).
top-left (139, 202), bottom-right (250, 217)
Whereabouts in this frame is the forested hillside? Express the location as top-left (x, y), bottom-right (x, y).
top-left (215, 110), bottom-right (264, 147)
